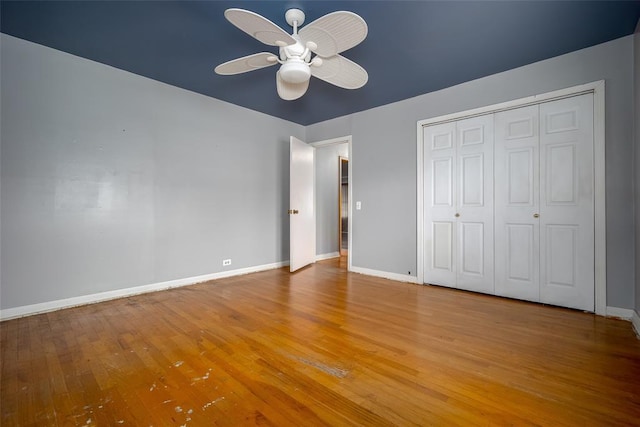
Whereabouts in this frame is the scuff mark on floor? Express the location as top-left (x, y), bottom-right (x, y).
top-left (191, 369), bottom-right (211, 383)
top-left (289, 355), bottom-right (350, 378)
top-left (202, 397), bottom-right (225, 411)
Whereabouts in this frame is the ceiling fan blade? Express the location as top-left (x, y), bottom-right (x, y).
top-left (215, 52), bottom-right (278, 75)
top-left (299, 11), bottom-right (367, 57)
top-left (311, 55), bottom-right (368, 89)
top-left (225, 8), bottom-right (296, 47)
top-left (276, 71), bottom-right (309, 100)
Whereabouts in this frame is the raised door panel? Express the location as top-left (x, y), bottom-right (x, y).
top-left (494, 105), bottom-right (540, 302)
top-left (432, 221), bottom-right (454, 272)
top-left (433, 158), bottom-right (454, 207)
top-left (459, 222), bottom-right (484, 276)
top-left (507, 148), bottom-right (535, 206)
top-left (539, 94), bottom-right (594, 311)
top-left (460, 153), bottom-right (484, 207)
top-left (424, 122), bottom-right (457, 287)
top-left (546, 144), bottom-right (577, 205)
top-left (456, 114), bottom-right (494, 294)
top-left (545, 225), bottom-right (577, 287)
top-left (502, 223), bottom-right (539, 300)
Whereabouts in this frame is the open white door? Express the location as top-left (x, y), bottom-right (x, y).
top-left (289, 136), bottom-right (316, 272)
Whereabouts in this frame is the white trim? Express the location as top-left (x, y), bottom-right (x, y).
top-left (592, 81), bottom-right (607, 316)
top-left (416, 118), bottom-right (424, 290)
top-left (309, 135), bottom-right (351, 148)
top-left (632, 311), bottom-right (640, 339)
top-left (316, 252), bottom-right (340, 261)
top-left (351, 266), bottom-right (420, 284)
top-left (417, 81), bottom-right (602, 126)
top-left (309, 135), bottom-right (353, 273)
top-left (416, 81), bottom-right (606, 315)
top-left (0, 261), bottom-right (288, 321)
top-left (605, 306), bottom-right (635, 320)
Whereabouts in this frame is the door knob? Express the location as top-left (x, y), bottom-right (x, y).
top-left (455, 213), bottom-right (460, 218)
top-left (533, 213), bottom-right (539, 218)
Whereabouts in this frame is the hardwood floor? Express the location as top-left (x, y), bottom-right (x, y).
top-left (2, 257), bottom-right (640, 426)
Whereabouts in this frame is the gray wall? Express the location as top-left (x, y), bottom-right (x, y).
top-left (307, 35), bottom-right (637, 309)
top-left (0, 35), bottom-right (304, 309)
top-left (307, 117), bottom-right (352, 143)
top-left (315, 143), bottom-right (348, 256)
top-left (2, 33), bottom-right (638, 312)
top-left (635, 25), bottom-right (640, 315)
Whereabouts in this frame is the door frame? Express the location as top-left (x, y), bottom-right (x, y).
top-left (310, 136), bottom-right (353, 272)
top-left (416, 81), bottom-right (606, 315)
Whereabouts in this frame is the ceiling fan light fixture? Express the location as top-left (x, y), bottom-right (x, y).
top-left (279, 59), bottom-right (311, 84)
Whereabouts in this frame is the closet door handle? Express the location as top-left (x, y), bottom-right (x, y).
top-left (533, 213), bottom-right (540, 218)
top-left (455, 213), bottom-right (460, 218)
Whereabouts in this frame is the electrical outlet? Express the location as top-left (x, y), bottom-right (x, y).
top-left (356, 201), bottom-right (362, 210)
top-left (222, 259), bottom-right (232, 266)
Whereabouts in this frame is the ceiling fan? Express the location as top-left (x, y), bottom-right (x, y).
top-left (214, 8), bottom-right (368, 100)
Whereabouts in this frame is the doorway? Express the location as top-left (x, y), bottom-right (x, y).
top-left (339, 157), bottom-right (349, 256)
top-left (310, 136), bottom-right (352, 272)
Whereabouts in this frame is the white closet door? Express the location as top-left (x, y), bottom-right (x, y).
top-left (456, 115), bottom-right (494, 294)
top-left (424, 122), bottom-right (457, 287)
top-left (424, 93), bottom-right (595, 311)
top-left (494, 105), bottom-right (540, 302)
top-left (423, 115), bottom-right (493, 291)
top-left (539, 94), bottom-right (594, 311)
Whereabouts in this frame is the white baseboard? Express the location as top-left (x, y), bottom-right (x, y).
top-left (0, 261), bottom-right (289, 321)
top-left (350, 266), bottom-right (419, 284)
top-left (605, 306), bottom-right (635, 320)
top-left (632, 311), bottom-right (640, 339)
top-left (316, 252), bottom-right (340, 261)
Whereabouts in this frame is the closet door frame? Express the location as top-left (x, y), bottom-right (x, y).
top-left (416, 80), bottom-right (606, 315)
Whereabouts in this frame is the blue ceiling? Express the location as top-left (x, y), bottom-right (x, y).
top-left (2, 1), bottom-right (640, 126)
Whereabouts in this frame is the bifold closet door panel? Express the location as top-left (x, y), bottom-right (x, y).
top-left (456, 114), bottom-right (494, 294)
top-left (423, 122), bottom-right (457, 287)
top-left (539, 94), bottom-right (594, 311)
top-left (423, 115), bottom-right (494, 292)
top-left (494, 105), bottom-right (541, 303)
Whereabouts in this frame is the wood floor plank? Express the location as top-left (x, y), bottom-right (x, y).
top-left (2, 257), bottom-right (640, 425)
